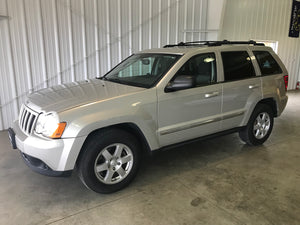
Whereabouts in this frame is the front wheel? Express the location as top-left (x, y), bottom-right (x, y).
top-left (239, 104), bottom-right (274, 146)
top-left (77, 129), bottom-right (141, 194)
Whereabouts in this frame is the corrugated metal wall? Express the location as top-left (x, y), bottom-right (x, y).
top-left (0, 0), bottom-right (223, 130)
top-left (220, 0), bottom-right (300, 91)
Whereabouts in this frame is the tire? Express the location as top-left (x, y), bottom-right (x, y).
top-left (77, 128), bottom-right (141, 194)
top-left (239, 104), bottom-right (274, 146)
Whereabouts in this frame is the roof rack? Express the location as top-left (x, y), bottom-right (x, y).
top-left (163, 40), bottom-right (265, 48)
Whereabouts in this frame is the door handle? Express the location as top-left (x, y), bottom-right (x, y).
top-left (205, 92), bottom-right (219, 98)
top-left (249, 84), bottom-right (260, 89)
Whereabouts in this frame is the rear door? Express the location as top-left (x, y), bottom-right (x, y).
top-left (220, 49), bottom-right (262, 130)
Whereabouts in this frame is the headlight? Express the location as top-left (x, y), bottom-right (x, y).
top-left (35, 112), bottom-right (66, 139)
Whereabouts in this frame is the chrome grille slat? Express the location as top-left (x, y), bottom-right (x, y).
top-left (20, 107), bottom-right (26, 123)
top-left (25, 114), bottom-right (33, 133)
top-left (24, 112), bottom-right (30, 132)
top-left (27, 115), bottom-right (36, 134)
top-left (18, 105), bottom-right (39, 136)
top-left (21, 111), bottom-right (27, 128)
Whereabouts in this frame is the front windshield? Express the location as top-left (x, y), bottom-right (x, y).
top-left (103, 54), bottom-right (181, 88)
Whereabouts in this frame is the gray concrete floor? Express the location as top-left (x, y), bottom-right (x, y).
top-left (1, 92), bottom-right (300, 225)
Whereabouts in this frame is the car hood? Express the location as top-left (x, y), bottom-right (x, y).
top-left (26, 79), bottom-right (145, 112)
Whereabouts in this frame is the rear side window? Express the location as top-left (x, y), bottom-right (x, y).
top-left (253, 51), bottom-right (282, 75)
top-left (221, 51), bottom-right (255, 81)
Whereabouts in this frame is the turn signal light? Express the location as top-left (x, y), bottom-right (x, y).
top-left (50, 122), bottom-right (67, 139)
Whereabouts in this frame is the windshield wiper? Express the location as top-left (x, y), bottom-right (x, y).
top-left (97, 76), bottom-right (108, 80)
top-left (106, 77), bottom-right (126, 84)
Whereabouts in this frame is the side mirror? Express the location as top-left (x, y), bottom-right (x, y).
top-left (165, 75), bottom-right (196, 92)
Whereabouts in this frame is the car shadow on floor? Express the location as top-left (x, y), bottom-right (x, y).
top-left (133, 133), bottom-right (262, 189)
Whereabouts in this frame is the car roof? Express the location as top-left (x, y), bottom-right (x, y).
top-left (139, 47), bottom-right (199, 55)
top-left (139, 45), bottom-right (272, 55)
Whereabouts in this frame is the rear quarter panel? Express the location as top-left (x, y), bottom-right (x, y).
top-left (261, 74), bottom-right (288, 116)
top-left (256, 48), bottom-right (288, 116)
top-left (248, 46), bottom-right (288, 116)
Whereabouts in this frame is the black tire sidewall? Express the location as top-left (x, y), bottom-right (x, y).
top-left (246, 104), bottom-right (274, 145)
top-left (78, 129), bottom-right (141, 194)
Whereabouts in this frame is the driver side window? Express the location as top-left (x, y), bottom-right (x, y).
top-left (174, 53), bottom-right (217, 87)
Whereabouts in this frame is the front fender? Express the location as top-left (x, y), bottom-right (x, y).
top-left (59, 88), bottom-right (160, 150)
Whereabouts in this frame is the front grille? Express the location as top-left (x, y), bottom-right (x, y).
top-left (19, 105), bottom-right (39, 135)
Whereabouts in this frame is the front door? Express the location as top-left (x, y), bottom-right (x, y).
top-left (157, 53), bottom-right (223, 147)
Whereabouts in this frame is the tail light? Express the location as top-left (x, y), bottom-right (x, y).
top-left (296, 81), bottom-right (299, 90)
top-left (283, 75), bottom-right (288, 91)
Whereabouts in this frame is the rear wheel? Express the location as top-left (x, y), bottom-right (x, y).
top-left (239, 104), bottom-right (274, 146)
top-left (77, 129), bottom-right (141, 193)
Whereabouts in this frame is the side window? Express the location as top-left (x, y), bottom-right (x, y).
top-left (174, 53), bottom-right (217, 86)
top-left (221, 51), bottom-right (255, 81)
top-left (253, 51), bottom-right (282, 75)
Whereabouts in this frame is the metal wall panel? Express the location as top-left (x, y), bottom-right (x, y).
top-left (0, 0), bottom-right (223, 130)
top-left (220, 0), bottom-right (300, 90)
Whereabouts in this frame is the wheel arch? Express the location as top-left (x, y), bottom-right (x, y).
top-left (76, 123), bottom-right (152, 166)
top-left (242, 97), bottom-right (278, 127)
top-left (239, 102), bottom-right (274, 146)
top-left (257, 98), bottom-right (278, 117)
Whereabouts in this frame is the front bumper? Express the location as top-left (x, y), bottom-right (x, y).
top-left (20, 152), bottom-right (72, 177)
top-left (10, 120), bottom-right (87, 174)
top-left (9, 127), bottom-right (69, 176)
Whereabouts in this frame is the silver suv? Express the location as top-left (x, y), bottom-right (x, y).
top-left (8, 40), bottom-right (288, 193)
